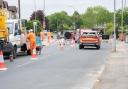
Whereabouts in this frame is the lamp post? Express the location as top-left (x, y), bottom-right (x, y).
top-left (43, 0), bottom-right (46, 30)
top-left (18, 0), bottom-right (22, 30)
top-left (121, 0), bottom-right (124, 41)
top-left (33, 0), bottom-right (37, 34)
top-left (34, 0), bottom-right (37, 20)
top-left (126, 17), bottom-right (128, 43)
top-left (113, 0), bottom-right (116, 52)
top-left (124, 0), bottom-right (127, 7)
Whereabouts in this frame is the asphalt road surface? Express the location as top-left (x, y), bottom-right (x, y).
top-left (0, 41), bottom-right (111, 89)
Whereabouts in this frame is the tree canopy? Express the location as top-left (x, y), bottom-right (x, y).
top-left (26, 5), bottom-right (128, 35)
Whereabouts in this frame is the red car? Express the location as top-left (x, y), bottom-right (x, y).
top-left (79, 30), bottom-right (101, 49)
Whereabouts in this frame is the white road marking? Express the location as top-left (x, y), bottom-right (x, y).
top-left (16, 61), bottom-right (33, 68)
top-left (16, 55), bottom-right (51, 68)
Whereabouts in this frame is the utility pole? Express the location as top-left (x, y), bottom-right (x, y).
top-left (121, 0), bottom-right (124, 41)
top-left (18, 0), bottom-right (22, 30)
top-left (33, 0), bottom-right (37, 34)
top-left (124, 0), bottom-right (127, 8)
top-left (34, 0), bottom-right (37, 20)
top-left (114, 0), bottom-right (116, 52)
top-left (43, 0), bottom-right (46, 30)
top-left (126, 17), bottom-right (128, 43)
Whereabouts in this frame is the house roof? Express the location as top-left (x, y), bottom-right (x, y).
top-left (3, 1), bottom-right (8, 8)
top-left (0, 0), bottom-right (3, 7)
top-left (8, 6), bottom-right (17, 12)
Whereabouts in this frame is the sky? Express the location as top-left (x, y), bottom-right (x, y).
top-left (5, 0), bottom-right (126, 20)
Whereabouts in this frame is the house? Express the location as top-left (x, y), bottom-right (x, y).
top-left (8, 6), bottom-right (17, 19)
top-left (0, 0), bottom-right (17, 19)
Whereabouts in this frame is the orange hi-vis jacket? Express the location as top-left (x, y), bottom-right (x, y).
top-left (47, 32), bottom-right (51, 43)
top-left (40, 31), bottom-right (44, 40)
top-left (47, 32), bottom-right (51, 37)
top-left (28, 32), bottom-right (36, 50)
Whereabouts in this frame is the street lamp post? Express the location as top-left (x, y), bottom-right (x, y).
top-left (43, 0), bottom-right (46, 30)
top-left (33, 0), bottom-right (37, 34)
top-left (18, 0), bottom-right (22, 30)
top-left (121, 0), bottom-right (124, 41)
top-left (34, 0), bottom-right (37, 20)
top-left (114, 0), bottom-right (116, 52)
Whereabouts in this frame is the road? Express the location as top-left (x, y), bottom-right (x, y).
top-left (0, 41), bottom-right (110, 89)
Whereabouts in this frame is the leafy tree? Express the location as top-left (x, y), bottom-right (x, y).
top-left (47, 6), bottom-right (113, 31)
top-left (106, 23), bottom-right (114, 35)
top-left (82, 6), bottom-right (112, 28)
top-left (72, 11), bottom-right (81, 29)
top-left (30, 10), bottom-right (48, 29)
top-left (26, 20), bottom-right (43, 34)
top-left (47, 11), bottom-right (71, 31)
top-left (82, 7), bottom-right (95, 28)
top-left (93, 6), bottom-right (112, 25)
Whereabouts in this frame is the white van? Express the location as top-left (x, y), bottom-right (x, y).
top-left (7, 19), bottom-right (30, 59)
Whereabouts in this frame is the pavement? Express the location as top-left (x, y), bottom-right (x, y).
top-left (93, 40), bottom-right (128, 89)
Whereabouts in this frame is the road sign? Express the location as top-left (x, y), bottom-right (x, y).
top-left (33, 22), bottom-right (37, 33)
top-left (33, 22), bottom-right (37, 25)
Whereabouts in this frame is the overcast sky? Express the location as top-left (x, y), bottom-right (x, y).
top-left (6, 0), bottom-right (126, 19)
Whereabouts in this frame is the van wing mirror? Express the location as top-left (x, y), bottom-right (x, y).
top-left (14, 30), bottom-right (21, 36)
top-left (14, 32), bottom-right (17, 36)
top-left (18, 30), bottom-right (21, 35)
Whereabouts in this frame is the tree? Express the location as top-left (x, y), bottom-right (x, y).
top-left (47, 6), bottom-right (112, 31)
top-left (82, 6), bottom-right (112, 28)
top-left (30, 10), bottom-right (48, 29)
top-left (82, 7), bottom-right (96, 28)
top-left (105, 23), bottom-right (114, 35)
top-left (26, 20), bottom-right (42, 34)
top-left (47, 11), bottom-right (71, 31)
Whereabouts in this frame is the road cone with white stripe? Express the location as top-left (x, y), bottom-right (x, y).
top-left (0, 50), bottom-right (7, 71)
top-left (31, 49), bottom-right (38, 60)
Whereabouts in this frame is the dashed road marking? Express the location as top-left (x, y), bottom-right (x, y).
top-left (15, 55), bottom-right (51, 69)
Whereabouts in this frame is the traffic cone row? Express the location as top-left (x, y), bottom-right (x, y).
top-left (0, 50), bottom-right (7, 71)
top-left (0, 48), bottom-right (38, 71)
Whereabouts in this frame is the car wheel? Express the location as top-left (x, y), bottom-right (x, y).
top-left (79, 45), bottom-right (83, 49)
top-left (27, 49), bottom-right (31, 55)
top-left (96, 45), bottom-right (100, 49)
top-left (13, 47), bottom-right (17, 59)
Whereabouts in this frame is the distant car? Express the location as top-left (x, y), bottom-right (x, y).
top-left (64, 31), bottom-right (72, 39)
top-left (79, 30), bottom-right (101, 49)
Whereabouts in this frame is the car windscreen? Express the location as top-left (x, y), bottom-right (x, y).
top-left (82, 32), bottom-right (97, 36)
top-left (7, 22), bottom-right (14, 34)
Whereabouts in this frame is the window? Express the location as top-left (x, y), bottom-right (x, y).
top-left (15, 23), bottom-right (18, 31)
top-left (7, 23), bottom-right (14, 34)
top-left (82, 32), bottom-right (97, 36)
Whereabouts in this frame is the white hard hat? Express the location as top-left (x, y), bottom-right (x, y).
top-left (29, 29), bottom-right (33, 32)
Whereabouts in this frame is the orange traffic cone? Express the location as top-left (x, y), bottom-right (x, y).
top-left (31, 49), bottom-right (38, 60)
top-left (0, 50), bottom-right (7, 71)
